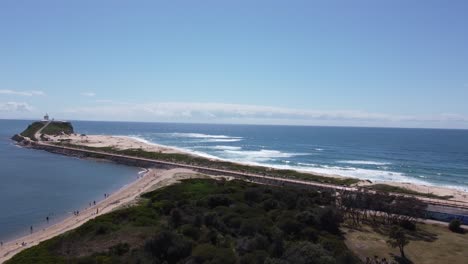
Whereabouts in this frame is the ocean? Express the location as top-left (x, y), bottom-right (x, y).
top-left (71, 120), bottom-right (468, 188)
top-left (1, 119), bottom-right (468, 240)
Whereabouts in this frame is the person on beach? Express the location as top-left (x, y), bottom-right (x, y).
top-left (30, 226), bottom-right (33, 234)
top-left (46, 216), bottom-right (49, 223)
top-left (96, 208), bottom-right (99, 214)
top-left (93, 200), bottom-right (96, 205)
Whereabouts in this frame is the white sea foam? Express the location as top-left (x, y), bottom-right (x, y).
top-left (211, 145), bottom-right (242, 151)
top-left (338, 160), bottom-right (391, 166)
top-left (124, 135), bottom-right (156, 145)
top-left (183, 149), bottom-right (222, 160)
top-left (221, 149), bottom-right (309, 163)
top-left (168, 132), bottom-right (242, 139)
top-left (117, 135), bottom-right (442, 188)
top-left (315, 148), bottom-right (324, 151)
top-left (202, 138), bottom-right (243, 142)
top-left (264, 163), bottom-right (431, 185)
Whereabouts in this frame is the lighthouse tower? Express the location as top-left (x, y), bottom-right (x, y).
top-left (43, 113), bottom-right (50, 121)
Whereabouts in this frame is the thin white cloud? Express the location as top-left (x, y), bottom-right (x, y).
top-left (94, 99), bottom-right (114, 103)
top-left (62, 101), bottom-right (468, 127)
top-left (0, 89), bottom-right (45, 96)
top-left (81, 92), bottom-right (96, 97)
top-left (0, 102), bottom-right (34, 112)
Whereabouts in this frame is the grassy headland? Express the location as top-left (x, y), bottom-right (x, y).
top-left (6, 179), bottom-right (359, 264)
top-left (41, 122), bottom-right (74, 135)
top-left (20, 122), bottom-right (44, 141)
top-left (20, 121), bottom-right (74, 141)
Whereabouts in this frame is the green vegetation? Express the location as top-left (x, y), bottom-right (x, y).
top-left (20, 122), bottom-right (44, 141)
top-left (54, 142), bottom-right (360, 186)
top-left (7, 179), bottom-right (359, 264)
top-left (366, 184), bottom-right (453, 200)
top-left (386, 225), bottom-right (409, 260)
top-left (41, 122), bottom-right (74, 135)
top-left (20, 121), bottom-right (74, 141)
top-left (448, 219), bottom-right (464, 233)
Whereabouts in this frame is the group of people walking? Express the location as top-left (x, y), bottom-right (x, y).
top-left (2, 193), bottom-right (111, 249)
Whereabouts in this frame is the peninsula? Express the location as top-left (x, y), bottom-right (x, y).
top-left (2, 121), bottom-right (468, 263)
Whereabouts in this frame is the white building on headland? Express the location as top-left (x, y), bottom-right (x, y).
top-left (42, 113), bottom-right (67, 123)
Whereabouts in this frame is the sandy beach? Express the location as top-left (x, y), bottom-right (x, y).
top-left (47, 134), bottom-right (468, 203)
top-left (0, 168), bottom-right (216, 263)
top-left (373, 181), bottom-right (468, 203)
top-left (49, 134), bottom-right (183, 154)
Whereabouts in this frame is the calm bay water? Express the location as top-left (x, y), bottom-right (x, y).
top-left (0, 120), bottom-right (139, 241)
top-left (1, 119), bottom-right (468, 241)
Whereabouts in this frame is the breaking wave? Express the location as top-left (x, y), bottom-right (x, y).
top-left (154, 133), bottom-right (244, 143)
top-left (338, 160), bottom-right (391, 166)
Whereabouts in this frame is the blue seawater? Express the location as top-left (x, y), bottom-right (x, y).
top-left (72, 121), bottom-right (468, 189)
top-left (0, 120), bottom-right (140, 241)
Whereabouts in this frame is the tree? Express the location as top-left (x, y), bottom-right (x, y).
top-left (280, 241), bottom-right (335, 264)
top-left (449, 219), bottom-right (464, 233)
top-left (170, 208), bottom-right (183, 227)
top-left (387, 225), bottom-right (409, 259)
top-left (144, 230), bottom-right (192, 263)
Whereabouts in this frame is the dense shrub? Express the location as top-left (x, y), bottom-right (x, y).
top-left (319, 207), bottom-right (343, 234)
top-left (7, 179), bottom-right (358, 264)
top-left (400, 219), bottom-right (416, 231)
top-left (207, 194), bottom-right (233, 208)
top-left (109, 243), bottom-right (130, 256)
top-left (144, 231), bottom-right (192, 263)
top-left (449, 219), bottom-right (464, 233)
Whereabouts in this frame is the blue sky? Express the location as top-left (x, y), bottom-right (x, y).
top-left (1, 0), bottom-right (467, 128)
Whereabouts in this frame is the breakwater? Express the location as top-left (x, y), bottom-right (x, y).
top-left (12, 134), bottom-right (468, 221)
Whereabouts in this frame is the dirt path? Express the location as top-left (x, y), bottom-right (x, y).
top-left (33, 121), bottom-right (51, 140)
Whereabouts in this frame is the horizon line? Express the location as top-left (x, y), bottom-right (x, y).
top-left (2, 118), bottom-right (468, 131)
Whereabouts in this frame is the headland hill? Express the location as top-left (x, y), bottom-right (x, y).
top-left (1, 120), bottom-right (468, 263)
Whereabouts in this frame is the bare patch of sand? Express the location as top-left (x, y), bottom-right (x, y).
top-left (48, 134), bottom-right (182, 154)
top-left (356, 180), bottom-right (468, 203)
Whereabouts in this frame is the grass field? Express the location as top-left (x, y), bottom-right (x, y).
top-left (343, 222), bottom-right (468, 263)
